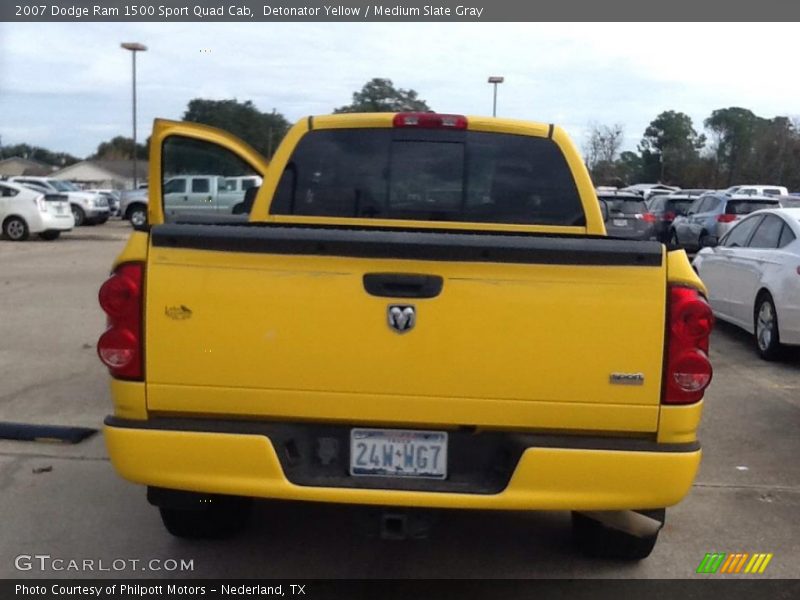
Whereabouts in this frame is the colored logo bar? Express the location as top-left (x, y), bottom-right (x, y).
top-left (696, 553), bottom-right (773, 574)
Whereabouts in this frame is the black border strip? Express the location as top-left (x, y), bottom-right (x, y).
top-left (105, 416), bottom-right (699, 454)
top-left (150, 224), bottom-right (663, 266)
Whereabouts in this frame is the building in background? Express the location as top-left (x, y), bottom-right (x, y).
top-left (0, 157), bottom-right (56, 177)
top-left (50, 160), bottom-right (148, 190)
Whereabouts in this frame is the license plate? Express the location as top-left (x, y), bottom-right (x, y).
top-left (56, 206), bottom-right (64, 214)
top-left (350, 428), bottom-right (447, 479)
top-left (613, 219), bottom-right (628, 227)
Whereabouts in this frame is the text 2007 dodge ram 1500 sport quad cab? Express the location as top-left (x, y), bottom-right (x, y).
top-left (99, 113), bottom-right (713, 559)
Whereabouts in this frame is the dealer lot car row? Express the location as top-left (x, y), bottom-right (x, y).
top-left (0, 180), bottom-right (74, 240)
top-left (693, 207), bottom-right (800, 360)
top-left (8, 176), bottom-right (112, 226)
top-left (596, 188), bottom-right (796, 245)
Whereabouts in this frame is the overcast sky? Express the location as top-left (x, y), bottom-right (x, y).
top-left (1, 22), bottom-right (799, 159)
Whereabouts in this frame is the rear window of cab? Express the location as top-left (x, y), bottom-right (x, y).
top-left (270, 128), bottom-right (586, 226)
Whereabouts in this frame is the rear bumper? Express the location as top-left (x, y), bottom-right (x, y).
top-left (80, 206), bottom-right (110, 220)
top-left (104, 417), bottom-right (701, 511)
top-left (30, 211), bottom-right (73, 232)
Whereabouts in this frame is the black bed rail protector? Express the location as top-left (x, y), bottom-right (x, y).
top-left (150, 223), bottom-right (663, 266)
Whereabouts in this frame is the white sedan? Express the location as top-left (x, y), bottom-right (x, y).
top-left (693, 208), bottom-right (800, 360)
top-left (0, 181), bottom-right (74, 241)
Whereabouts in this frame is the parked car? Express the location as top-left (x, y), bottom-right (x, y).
top-left (693, 208), bottom-right (800, 359)
top-left (162, 174), bottom-right (253, 219)
top-left (119, 188), bottom-right (149, 228)
top-left (86, 189), bottom-right (121, 216)
top-left (119, 174), bottom-right (258, 228)
top-left (777, 195), bottom-right (800, 208)
top-left (643, 193), bottom-right (697, 242)
top-left (222, 175), bottom-right (263, 195)
top-left (0, 180), bottom-right (74, 241)
top-left (669, 192), bottom-right (780, 251)
top-left (596, 190), bottom-right (657, 240)
top-left (620, 183), bottom-right (680, 201)
top-left (9, 176), bottom-right (110, 226)
top-left (722, 184), bottom-right (788, 197)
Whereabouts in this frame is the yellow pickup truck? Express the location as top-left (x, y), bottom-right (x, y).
top-left (99, 112), bottom-right (713, 559)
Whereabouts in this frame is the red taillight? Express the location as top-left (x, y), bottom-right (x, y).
top-left (716, 214), bottom-right (737, 223)
top-left (642, 213), bottom-right (657, 223)
top-left (97, 262), bottom-right (143, 380)
top-left (664, 286), bottom-right (714, 404)
top-left (393, 112), bottom-right (467, 129)
top-left (663, 211), bottom-right (676, 222)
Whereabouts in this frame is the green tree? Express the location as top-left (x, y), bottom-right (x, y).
top-left (91, 136), bottom-right (147, 160)
top-left (584, 123), bottom-right (624, 185)
top-left (182, 99), bottom-right (290, 158)
top-left (334, 78), bottom-right (431, 113)
top-left (616, 151), bottom-right (643, 185)
top-left (704, 107), bottom-right (766, 186)
top-left (0, 143), bottom-right (80, 167)
top-left (639, 111), bottom-right (705, 184)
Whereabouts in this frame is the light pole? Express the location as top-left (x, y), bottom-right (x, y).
top-left (121, 42), bottom-right (147, 189)
top-left (487, 76), bottom-right (504, 117)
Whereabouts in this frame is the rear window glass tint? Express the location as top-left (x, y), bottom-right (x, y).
top-left (725, 200), bottom-right (779, 215)
top-left (778, 223), bottom-right (796, 248)
top-left (748, 215), bottom-right (784, 248)
top-left (270, 128), bottom-right (585, 226)
top-left (722, 216), bottom-right (761, 247)
top-left (602, 198), bottom-right (646, 215)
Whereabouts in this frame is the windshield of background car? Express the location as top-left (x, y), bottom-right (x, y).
top-left (725, 200), bottom-right (780, 215)
top-left (601, 198), bottom-right (646, 215)
top-left (270, 128), bottom-right (585, 226)
top-left (49, 180), bottom-right (73, 192)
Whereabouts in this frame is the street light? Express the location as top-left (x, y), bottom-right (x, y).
top-left (487, 76), bottom-right (504, 117)
top-left (121, 42), bottom-right (147, 189)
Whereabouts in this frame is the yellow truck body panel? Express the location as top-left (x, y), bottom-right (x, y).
top-left (106, 112), bottom-right (709, 516)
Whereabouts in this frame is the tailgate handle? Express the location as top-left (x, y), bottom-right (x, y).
top-left (363, 273), bottom-right (443, 299)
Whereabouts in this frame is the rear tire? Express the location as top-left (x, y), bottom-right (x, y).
top-left (38, 231), bottom-right (61, 241)
top-left (3, 216), bottom-right (29, 241)
top-left (71, 205), bottom-right (85, 227)
top-left (572, 509), bottom-right (665, 560)
top-left (158, 496), bottom-right (252, 539)
top-left (754, 293), bottom-right (782, 361)
top-left (127, 205), bottom-right (147, 228)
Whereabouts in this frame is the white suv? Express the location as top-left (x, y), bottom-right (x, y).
top-left (723, 185), bottom-right (788, 197)
top-left (0, 181), bottom-right (74, 241)
top-left (9, 176), bottom-right (110, 226)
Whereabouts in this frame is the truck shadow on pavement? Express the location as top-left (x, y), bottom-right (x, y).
top-left (163, 500), bottom-right (646, 578)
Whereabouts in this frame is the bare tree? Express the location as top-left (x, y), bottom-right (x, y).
top-left (584, 122), bottom-right (624, 183)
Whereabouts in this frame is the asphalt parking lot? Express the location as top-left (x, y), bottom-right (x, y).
top-left (0, 220), bottom-right (798, 579)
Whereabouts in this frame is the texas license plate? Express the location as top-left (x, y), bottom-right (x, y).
top-left (350, 428), bottom-right (447, 479)
top-left (613, 219), bottom-right (628, 226)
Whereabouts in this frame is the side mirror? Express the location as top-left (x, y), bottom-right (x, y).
top-left (598, 199), bottom-right (609, 222)
top-left (699, 235), bottom-right (719, 248)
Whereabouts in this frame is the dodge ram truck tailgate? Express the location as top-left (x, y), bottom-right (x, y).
top-left (144, 225), bottom-right (667, 433)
